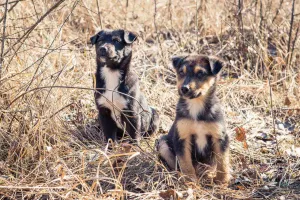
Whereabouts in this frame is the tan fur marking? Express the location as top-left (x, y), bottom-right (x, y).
top-left (189, 81), bottom-right (196, 90)
top-left (183, 65), bottom-right (187, 74)
top-left (194, 66), bottom-right (205, 74)
top-left (212, 137), bottom-right (230, 184)
top-left (158, 139), bottom-right (176, 170)
top-left (195, 77), bottom-right (215, 96)
top-left (178, 137), bottom-right (196, 179)
top-left (176, 119), bottom-right (221, 140)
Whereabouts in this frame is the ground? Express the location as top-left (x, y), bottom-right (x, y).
top-left (0, 0), bottom-right (299, 199)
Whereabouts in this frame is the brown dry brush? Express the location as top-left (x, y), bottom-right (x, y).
top-left (0, 0), bottom-right (300, 199)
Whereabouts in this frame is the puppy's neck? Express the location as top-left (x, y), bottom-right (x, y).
top-left (181, 85), bottom-right (218, 120)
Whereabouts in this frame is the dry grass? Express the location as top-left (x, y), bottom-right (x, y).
top-left (0, 0), bottom-right (300, 199)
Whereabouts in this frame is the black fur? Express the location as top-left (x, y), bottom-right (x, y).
top-left (158, 54), bottom-right (230, 182)
top-left (91, 29), bottom-right (159, 142)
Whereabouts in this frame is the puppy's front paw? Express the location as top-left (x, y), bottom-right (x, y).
top-left (213, 173), bottom-right (230, 185)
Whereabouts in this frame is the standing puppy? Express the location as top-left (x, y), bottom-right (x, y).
top-left (157, 54), bottom-right (230, 184)
top-left (90, 29), bottom-right (159, 142)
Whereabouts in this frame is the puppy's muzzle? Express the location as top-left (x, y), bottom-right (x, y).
top-left (99, 46), bottom-right (108, 57)
top-left (181, 85), bottom-right (190, 95)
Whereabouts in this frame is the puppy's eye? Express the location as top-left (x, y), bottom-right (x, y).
top-left (197, 71), bottom-right (205, 78)
top-left (113, 38), bottom-right (121, 43)
top-left (179, 69), bottom-right (185, 76)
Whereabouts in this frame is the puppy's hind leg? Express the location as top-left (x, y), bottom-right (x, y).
top-left (156, 135), bottom-right (176, 170)
top-left (147, 107), bottom-right (160, 136)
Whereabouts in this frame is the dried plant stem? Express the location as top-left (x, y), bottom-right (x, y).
top-left (287, 0), bottom-right (296, 69)
top-left (272, 0), bottom-right (283, 23)
top-left (3, 0), bottom-right (65, 57)
top-left (96, 0), bottom-right (103, 29)
top-left (266, 64), bottom-right (280, 155)
top-left (0, 0), bottom-right (9, 79)
top-left (195, 0), bottom-right (199, 53)
top-left (290, 24), bottom-right (299, 67)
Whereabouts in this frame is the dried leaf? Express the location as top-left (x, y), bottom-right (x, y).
top-left (57, 164), bottom-right (65, 180)
top-left (243, 141), bottom-right (248, 149)
top-left (284, 96), bottom-right (291, 106)
top-left (235, 127), bottom-right (246, 142)
top-left (159, 189), bottom-right (178, 200)
top-left (121, 143), bottom-right (132, 153)
top-left (237, 185), bottom-right (246, 190)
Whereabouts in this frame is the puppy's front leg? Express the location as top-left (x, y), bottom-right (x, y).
top-left (175, 137), bottom-right (197, 180)
top-left (98, 107), bottom-right (118, 142)
top-left (213, 136), bottom-right (230, 184)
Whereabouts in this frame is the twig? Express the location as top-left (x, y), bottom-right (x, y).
top-left (272, 0), bottom-right (283, 23)
top-left (153, 0), bottom-right (165, 66)
top-left (289, 24), bottom-right (299, 69)
top-left (266, 63), bottom-right (280, 155)
top-left (195, 0), bottom-right (199, 53)
top-left (0, 0), bottom-right (9, 79)
top-left (0, 0), bottom-right (20, 23)
top-left (40, 0), bottom-right (80, 111)
top-left (3, 0), bottom-right (65, 57)
top-left (287, 0), bottom-right (295, 69)
top-left (0, 0), bottom-right (24, 6)
top-left (125, 0), bottom-right (129, 28)
top-left (96, 0), bottom-right (103, 29)
top-left (31, 0), bottom-right (40, 20)
top-left (168, 0), bottom-right (172, 28)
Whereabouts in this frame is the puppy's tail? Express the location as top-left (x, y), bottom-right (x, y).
top-left (146, 107), bottom-right (159, 136)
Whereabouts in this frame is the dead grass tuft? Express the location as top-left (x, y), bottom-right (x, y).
top-left (0, 0), bottom-right (300, 199)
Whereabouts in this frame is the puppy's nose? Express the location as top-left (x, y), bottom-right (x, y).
top-left (99, 46), bottom-right (107, 56)
top-left (181, 86), bottom-right (190, 94)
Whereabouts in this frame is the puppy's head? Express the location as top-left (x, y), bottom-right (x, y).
top-left (172, 54), bottom-right (224, 99)
top-left (90, 29), bottom-right (137, 68)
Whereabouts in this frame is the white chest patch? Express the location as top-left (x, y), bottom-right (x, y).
top-left (187, 98), bottom-right (205, 120)
top-left (97, 66), bottom-right (128, 129)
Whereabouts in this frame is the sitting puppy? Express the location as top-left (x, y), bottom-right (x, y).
top-left (90, 29), bottom-right (159, 142)
top-left (157, 54), bottom-right (230, 184)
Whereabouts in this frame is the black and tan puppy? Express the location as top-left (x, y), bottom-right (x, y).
top-left (157, 54), bottom-right (230, 184)
top-left (90, 29), bottom-right (159, 142)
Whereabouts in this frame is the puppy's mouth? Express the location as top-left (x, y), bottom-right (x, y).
top-left (98, 55), bottom-right (118, 63)
top-left (180, 91), bottom-right (202, 99)
top-left (179, 92), bottom-right (202, 99)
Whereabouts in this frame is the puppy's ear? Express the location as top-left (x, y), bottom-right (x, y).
top-left (90, 31), bottom-right (103, 45)
top-left (171, 55), bottom-right (186, 69)
top-left (208, 56), bottom-right (224, 75)
top-left (124, 31), bottom-right (137, 44)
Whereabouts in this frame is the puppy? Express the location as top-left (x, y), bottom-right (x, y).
top-left (157, 54), bottom-right (230, 184)
top-left (90, 29), bottom-right (159, 142)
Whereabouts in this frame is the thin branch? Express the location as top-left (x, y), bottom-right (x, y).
top-left (272, 0), bottom-right (283, 23)
top-left (0, 0), bottom-right (20, 23)
top-left (287, 0), bottom-right (296, 68)
top-left (266, 64), bottom-right (280, 155)
top-left (31, 0), bottom-right (40, 20)
top-left (3, 0), bottom-right (65, 57)
top-left (125, 0), bottom-right (129, 28)
top-left (289, 24), bottom-right (299, 67)
top-left (0, 0), bottom-right (9, 79)
top-left (0, 0), bottom-right (24, 6)
top-left (96, 0), bottom-right (103, 29)
top-left (195, 0), bottom-right (199, 53)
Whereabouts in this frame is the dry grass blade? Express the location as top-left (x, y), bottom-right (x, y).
top-left (0, 0), bottom-right (300, 199)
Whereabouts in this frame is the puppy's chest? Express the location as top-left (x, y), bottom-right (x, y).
top-left (176, 119), bottom-right (222, 152)
top-left (97, 67), bottom-right (128, 128)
